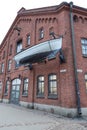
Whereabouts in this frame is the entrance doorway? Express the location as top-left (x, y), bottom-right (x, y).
top-left (10, 78), bottom-right (21, 104)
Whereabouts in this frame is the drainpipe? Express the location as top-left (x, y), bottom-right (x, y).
top-left (69, 2), bottom-right (82, 116)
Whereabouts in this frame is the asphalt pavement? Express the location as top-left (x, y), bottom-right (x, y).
top-left (0, 103), bottom-right (87, 130)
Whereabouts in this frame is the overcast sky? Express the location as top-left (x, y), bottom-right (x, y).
top-left (0, 0), bottom-right (87, 44)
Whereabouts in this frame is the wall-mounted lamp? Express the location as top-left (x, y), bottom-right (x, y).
top-left (59, 49), bottom-right (66, 64)
top-left (7, 77), bottom-right (11, 81)
top-left (28, 64), bottom-right (33, 70)
top-left (18, 74), bottom-right (22, 79)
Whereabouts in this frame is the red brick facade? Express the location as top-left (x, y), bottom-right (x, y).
top-left (0, 2), bottom-right (87, 117)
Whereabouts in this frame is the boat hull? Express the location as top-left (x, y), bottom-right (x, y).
top-left (14, 38), bottom-right (62, 64)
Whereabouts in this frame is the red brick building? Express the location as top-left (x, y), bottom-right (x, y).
top-left (0, 2), bottom-right (87, 117)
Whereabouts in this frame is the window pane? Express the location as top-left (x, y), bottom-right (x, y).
top-left (49, 75), bottom-right (57, 80)
top-left (8, 60), bottom-right (12, 71)
top-left (0, 82), bottom-right (2, 91)
top-left (85, 74), bottom-right (87, 79)
top-left (12, 86), bottom-right (16, 90)
top-left (39, 28), bottom-right (44, 39)
top-left (1, 63), bottom-right (4, 73)
top-left (81, 39), bottom-right (85, 44)
top-left (39, 76), bottom-right (44, 81)
top-left (27, 35), bottom-right (30, 45)
top-left (38, 86), bottom-right (42, 94)
top-left (42, 86), bottom-right (44, 93)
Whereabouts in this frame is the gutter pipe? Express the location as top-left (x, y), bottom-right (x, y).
top-left (69, 2), bottom-right (82, 116)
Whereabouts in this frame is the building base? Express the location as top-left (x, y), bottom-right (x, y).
top-left (1, 100), bottom-right (87, 117)
top-left (3, 99), bottom-right (9, 103)
top-left (19, 101), bottom-right (77, 117)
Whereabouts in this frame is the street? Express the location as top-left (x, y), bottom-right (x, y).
top-left (0, 103), bottom-right (87, 130)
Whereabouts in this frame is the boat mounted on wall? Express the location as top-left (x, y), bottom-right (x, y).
top-left (14, 37), bottom-right (62, 65)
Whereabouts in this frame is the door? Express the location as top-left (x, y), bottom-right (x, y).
top-left (10, 79), bottom-right (21, 104)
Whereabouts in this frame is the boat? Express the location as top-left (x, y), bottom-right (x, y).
top-left (14, 37), bottom-right (62, 65)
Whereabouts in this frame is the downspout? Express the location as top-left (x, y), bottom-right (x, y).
top-left (69, 2), bottom-right (82, 116)
top-left (31, 18), bottom-right (37, 109)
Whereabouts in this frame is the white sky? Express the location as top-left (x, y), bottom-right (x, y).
top-left (0, 0), bottom-right (87, 44)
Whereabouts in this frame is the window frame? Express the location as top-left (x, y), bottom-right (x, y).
top-left (39, 27), bottom-right (44, 40)
top-left (48, 73), bottom-right (58, 99)
top-left (37, 75), bottom-right (45, 98)
top-left (85, 74), bottom-right (87, 93)
top-left (8, 59), bottom-right (12, 71)
top-left (16, 40), bottom-right (22, 54)
top-left (27, 34), bottom-right (31, 46)
top-left (1, 63), bottom-right (4, 73)
top-left (15, 61), bottom-right (20, 69)
top-left (22, 78), bottom-right (29, 96)
top-left (0, 81), bottom-right (2, 93)
top-left (81, 38), bottom-right (87, 56)
top-left (9, 44), bottom-right (12, 55)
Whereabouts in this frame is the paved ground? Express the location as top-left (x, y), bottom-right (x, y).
top-left (0, 103), bottom-right (87, 130)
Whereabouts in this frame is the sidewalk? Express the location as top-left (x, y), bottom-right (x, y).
top-left (0, 103), bottom-right (87, 130)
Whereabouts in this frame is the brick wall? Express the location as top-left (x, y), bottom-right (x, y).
top-left (0, 3), bottom-right (87, 111)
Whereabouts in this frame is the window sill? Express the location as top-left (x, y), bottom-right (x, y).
top-left (48, 95), bottom-right (58, 99)
top-left (7, 70), bottom-right (10, 72)
top-left (4, 93), bottom-right (8, 96)
top-left (82, 55), bottom-right (87, 58)
top-left (22, 94), bottom-right (28, 97)
top-left (15, 67), bottom-right (19, 70)
top-left (39, 37), bottom-right (44, 41)
top-left (9, 53), bottom-right (12, 56)
top-left (36, 95), bottom-right (44, 98)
